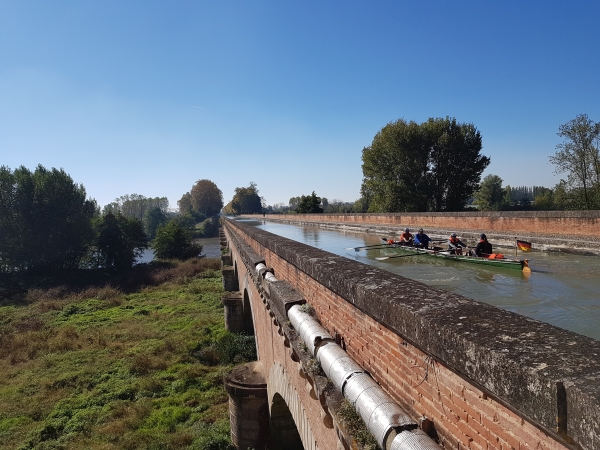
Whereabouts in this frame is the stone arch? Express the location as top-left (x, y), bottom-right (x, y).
top-left (268, 362), bottom-right (317, 450)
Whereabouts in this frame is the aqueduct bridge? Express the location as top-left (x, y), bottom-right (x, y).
top-left (220, 214), bottom-right (600, 450)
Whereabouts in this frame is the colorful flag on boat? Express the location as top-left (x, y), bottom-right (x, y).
top-left (517, 240), bottom-right (532, 252)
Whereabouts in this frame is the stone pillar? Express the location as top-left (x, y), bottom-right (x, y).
top-left (221, 253), bottom-right (232, 267)
top-left (224, 361), bottom-right (269, 450)
top-left (222, 266), bottom-right (237, 292)
top-left (223, 292), bottom-right (244, 333)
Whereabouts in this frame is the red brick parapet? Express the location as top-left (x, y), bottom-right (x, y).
top-left (259, 211), bottom-right (600, 239)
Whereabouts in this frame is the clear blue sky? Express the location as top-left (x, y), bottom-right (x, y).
top-left (2, 1), bottom-right (599, 209)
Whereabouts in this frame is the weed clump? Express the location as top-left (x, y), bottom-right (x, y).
top-left (337, 399), bottom-right (381, 450)
top-left (194, 332), bottom-right (257, 366)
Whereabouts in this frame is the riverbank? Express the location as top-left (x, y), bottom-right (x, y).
top-left (0, 258), bottom-right (250, 450)
top-left (246, 213), bottom-right (600, 255)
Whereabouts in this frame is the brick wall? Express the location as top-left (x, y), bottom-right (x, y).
top-left (225, 218), bottom-right (600, 450)
top-left (227, 232), bottom-right (338, 450)
top-left (261, 211), bottom-right (600, 238)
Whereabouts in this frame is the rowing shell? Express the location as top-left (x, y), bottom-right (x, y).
top-left (376, 239), bottom-right (530, 272)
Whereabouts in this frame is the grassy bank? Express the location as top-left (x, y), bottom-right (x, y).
top-left (0, 259), bottom-right (253, 450)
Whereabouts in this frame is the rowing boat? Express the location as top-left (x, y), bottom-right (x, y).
top-left (377, 239), bottom-right (530, 271)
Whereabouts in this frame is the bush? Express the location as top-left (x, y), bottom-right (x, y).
top-left (153, 221), bottom-right (202, 260)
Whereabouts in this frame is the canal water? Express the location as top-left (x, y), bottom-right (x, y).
top-left (243, 219), bottom-right (600, 341)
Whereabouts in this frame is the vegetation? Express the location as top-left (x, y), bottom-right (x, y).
top-left (94, 213), bottom-right (148, 271)
top-left (473, 174), bottom-right (508, 211)
top-left (143, 207), bottom-right (169, 241)
top-left (550, 113), bottom-right (600, 209)
top-left (223, 182), bottom-right (263, 215)
top-left (337, 400), bottom-right (380, 450)
top-left (0, 165), bottom-right (97, 274)
top-left (0, 258), bottom-right (253, 450)
top-left (153, 221), bottom-right (202, 260)
top-left (103, 195), bottom-right (169, 222)
top-left (189, 180), bottom-right (224, 218)
top-left (295, 192), bottom-right (324, 213)
top-left (360, 117), bottom-right (489, 212)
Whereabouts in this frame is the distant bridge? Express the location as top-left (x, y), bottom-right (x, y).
top-left (220, 215), bottom-right (600, 450)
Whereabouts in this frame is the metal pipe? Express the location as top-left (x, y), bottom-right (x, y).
top-left (286, 304), bottom-right (439, 450)
top-left (255, 263), bottom-right (439, 450)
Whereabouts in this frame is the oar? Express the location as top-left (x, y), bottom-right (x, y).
top-left (345, 243), bottom-right (392, 251)
top-left (375, 252), bottom-right (431, 261)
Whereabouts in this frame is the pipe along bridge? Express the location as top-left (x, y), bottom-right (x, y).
top-left (220, 217), bottom-right (600, 450)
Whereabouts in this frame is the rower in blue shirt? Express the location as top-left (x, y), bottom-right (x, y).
top-left (414, 228), bottom-right (433, 249)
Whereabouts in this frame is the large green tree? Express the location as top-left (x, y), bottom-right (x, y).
top-left (550, 114), bottom-right (600, 209)
top-left (473, 174), bottom-right (507, 210)
top-left (190, 179), bottom-right (223, 217)
top-left (0, 165), bottom-right (97, 273)
top-left (361, 117), bottom-right (489, 212)
top-left (296, 192), bottom-right (323, 213)
top-left (95, 213), bottom-right (148, 271)
top-left (229, 182), bottom-right (263, 214)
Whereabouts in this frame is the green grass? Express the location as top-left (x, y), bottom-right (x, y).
top-left (0, 258), bottom-right (252, 450)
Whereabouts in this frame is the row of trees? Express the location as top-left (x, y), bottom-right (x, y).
top-left (0, 165), bottom-right (152, 273)
top-left (103, 194), bottom-right (170, 240)
top-left (0, 166), bottom-right (212, 274)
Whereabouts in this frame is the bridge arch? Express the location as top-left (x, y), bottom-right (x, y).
top-left (267, 362), bottom-right (315, 450)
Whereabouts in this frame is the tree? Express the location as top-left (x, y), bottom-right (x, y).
top-left (96, 213), bottom-right (148, 271)
top-left (190, 179), bottom-right (223, 217)
top-left (361, 117), bottom-right (489, 212)
top-left (533, 187), bottom-right (556, 210)
top-left (105, 194), bottom-right (169, 221)
top-left (422, 117), bottom-right (489, 211)
top-left (288, 196), bottom-right (301, 211)
top-left (230, 182), bottom-right (262, 214)
top-left (473, 175), bottom-right (507, 210)
top-left (143, 206), bottom-right (169, 240)
top-left (177, 192), bottom-right (193, 215)
top-left (361, 119), bottom-right (430, 212)
top-left (296, 192), bottom-right (323, 213)
top-left (153, 220), bottom-right (202, 260)
top-left (549, 114), bottom-right (600, 209)
top-left (0, 165), bottom-right (97, 273)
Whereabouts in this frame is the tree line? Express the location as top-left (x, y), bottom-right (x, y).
top-left (0, 167), bottom-right (226, 274)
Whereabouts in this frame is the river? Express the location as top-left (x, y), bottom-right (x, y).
top-left (243, 219), bottom-right (600, 341)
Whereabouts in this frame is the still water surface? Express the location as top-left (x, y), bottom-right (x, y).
top-left (246, 219), bottom-right (600, 341)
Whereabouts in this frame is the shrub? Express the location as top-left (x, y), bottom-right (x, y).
top-left (153, 221), bottom-right (202, 260)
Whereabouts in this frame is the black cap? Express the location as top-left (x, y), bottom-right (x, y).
top-left (480, 233), bottom-right (486, 239)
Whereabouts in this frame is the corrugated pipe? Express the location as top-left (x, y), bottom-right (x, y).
top-left (255, 263), bottom-right (439, 450)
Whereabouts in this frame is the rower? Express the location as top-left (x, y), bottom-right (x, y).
top-left (448, 233), bottom-right (466, 255)
top-left (399, 228), bottom-right (414, 246)
top-left (475, 233), bottom-right (493, 257)
top-left (414, 228), bottom-right (432, 249)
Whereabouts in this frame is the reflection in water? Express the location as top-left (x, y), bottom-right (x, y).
top-left (302, 227), bottom-right (320, 245)
top-left (253, 220), bottom-right (600, 341)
